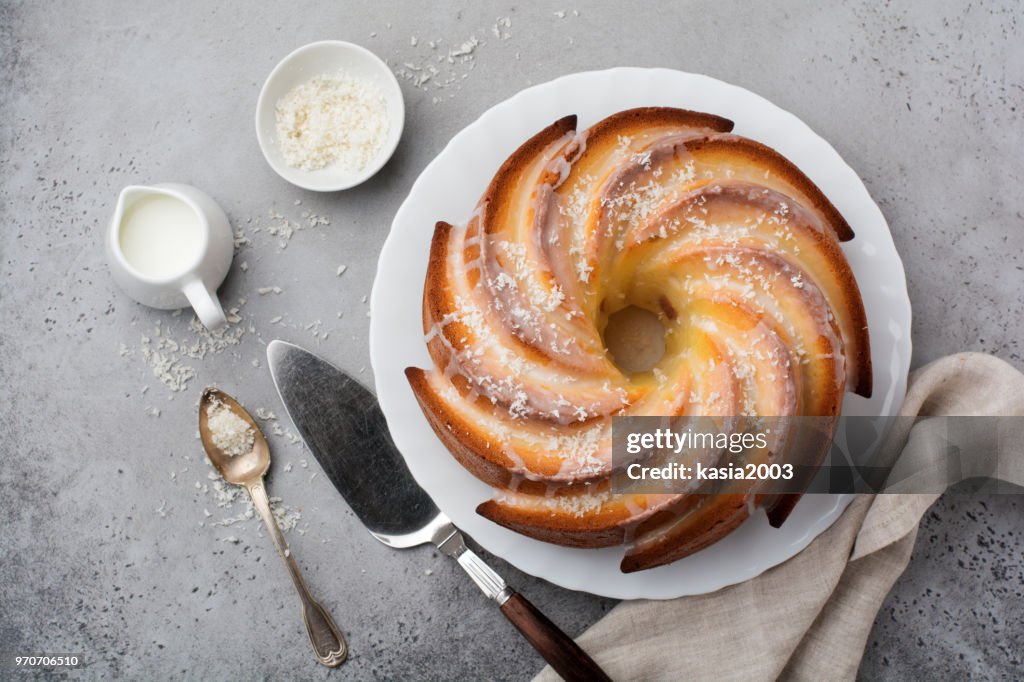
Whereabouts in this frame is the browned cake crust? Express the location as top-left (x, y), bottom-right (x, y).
top-left (405, 107), bottom-right (872, 571)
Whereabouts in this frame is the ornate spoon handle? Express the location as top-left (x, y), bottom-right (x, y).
top-left (247, 481), bottom-right (348, 667)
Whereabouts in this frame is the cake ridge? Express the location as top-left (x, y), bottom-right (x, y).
top-left (406, 107), bottom-right (872, 572)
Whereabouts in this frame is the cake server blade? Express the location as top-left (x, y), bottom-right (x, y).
top-left (266, 340), bottom-right (610, 682)
top-left (266, 339), bottom-right (439, 541)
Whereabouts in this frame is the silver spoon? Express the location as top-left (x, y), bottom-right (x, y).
top-left (199, 387), bottom-right (347, 668)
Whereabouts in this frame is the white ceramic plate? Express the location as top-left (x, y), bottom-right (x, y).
top-left (255, 41), bottom-right (404, 192)
top-left (370, 68), bottom-right (911, 599)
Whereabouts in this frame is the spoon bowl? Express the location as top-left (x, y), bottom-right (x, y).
top-left (198, 387), bottom-right (270, 483)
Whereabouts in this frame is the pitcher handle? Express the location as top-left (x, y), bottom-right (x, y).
top-left (183, 279), bottom-right (226, 331)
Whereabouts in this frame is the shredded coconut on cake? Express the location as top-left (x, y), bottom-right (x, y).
top-left (276, 73), bottom-right (389, 172)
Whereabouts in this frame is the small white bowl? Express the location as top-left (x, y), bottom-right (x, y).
top-left (255, 41), bottom-right (405, 192)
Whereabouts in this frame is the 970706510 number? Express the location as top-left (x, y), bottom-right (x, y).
top-left (9, 654), bottom-right (83, 669)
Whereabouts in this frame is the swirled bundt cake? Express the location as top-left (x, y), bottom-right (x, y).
top-left (405, 108), bottom-right (871, 572)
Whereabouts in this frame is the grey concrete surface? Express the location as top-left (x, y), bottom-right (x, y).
top-left (1, 0), bottom-right (1021, 679)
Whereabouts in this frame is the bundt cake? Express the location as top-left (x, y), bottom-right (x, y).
top-left (405, 107), bottom-right (871, 572)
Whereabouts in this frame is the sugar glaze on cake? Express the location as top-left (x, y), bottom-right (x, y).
top-left (405, 108), bottom-right (871, 572)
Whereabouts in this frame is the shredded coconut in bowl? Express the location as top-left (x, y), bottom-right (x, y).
top-left (207, 400), bottom-right (256, 457)
top-left (275, 73), bottom-right (390, 172)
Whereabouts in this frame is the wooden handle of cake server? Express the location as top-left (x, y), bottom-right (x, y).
top-left (499, 591), bottom-right (612, 681)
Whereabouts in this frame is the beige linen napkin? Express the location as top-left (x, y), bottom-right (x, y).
top-left (535, 353), bottom-right (1024, 681)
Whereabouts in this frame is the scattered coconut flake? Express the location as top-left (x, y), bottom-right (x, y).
top-left (140, 334), bottom-right (195, 392)
top-left (203, 468), bottom-right (305, 534)
top-left (491, 16), bottom-right (512, 40)
top-left (449, 36), bottom-right (480, 59)
top-left (394, 30), bottom-right (487, 96)
top-left (131, 302), bottom-right (249, 393)
top-left (255, 408), bottom-right (277, 421)
top-left (300, 210), bottom-right (330, 228)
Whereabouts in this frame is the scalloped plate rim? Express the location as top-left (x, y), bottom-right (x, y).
top-left (370, 67), bottom-right (912, 599)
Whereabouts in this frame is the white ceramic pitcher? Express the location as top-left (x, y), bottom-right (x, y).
top-left (106, 183), bottom-right (233, 331)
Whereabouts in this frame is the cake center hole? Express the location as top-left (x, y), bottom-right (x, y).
top-left (603, 305), bottom-right (666, 374)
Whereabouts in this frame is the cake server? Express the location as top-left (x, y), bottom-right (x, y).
top-left (267, 340), bottom-right (610, 682)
